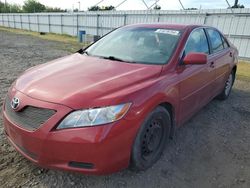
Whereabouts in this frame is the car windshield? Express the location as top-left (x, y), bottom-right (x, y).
top-left (85, 27), bottom-right (182, 65)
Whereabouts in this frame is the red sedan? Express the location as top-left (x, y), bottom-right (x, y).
top-left (2, 24), bottom-right (238, 175)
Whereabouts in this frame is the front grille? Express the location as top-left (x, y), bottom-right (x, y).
top-left (5, 97), bottom-right (56, 131)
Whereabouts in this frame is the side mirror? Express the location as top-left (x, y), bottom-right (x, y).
top-left (183, 52), bottom-right (207, 65)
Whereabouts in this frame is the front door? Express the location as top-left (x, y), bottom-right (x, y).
top-left (177, 28), bottom-right (216, 124)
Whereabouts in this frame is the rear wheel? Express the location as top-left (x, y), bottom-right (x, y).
top-left (217, 71), bottom-right (235, 100)
top-left (130, 106), bottom-right (171, 171)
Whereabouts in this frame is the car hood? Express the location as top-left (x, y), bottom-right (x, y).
top-left (14, 53), bottom-right (162, 109)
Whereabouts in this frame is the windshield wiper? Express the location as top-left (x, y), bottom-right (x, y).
top-left (101, 56), bottom-right (136, 63)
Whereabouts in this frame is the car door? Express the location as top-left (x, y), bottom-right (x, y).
top-left (205, 28), bottom-right (233, 97)
top-left (177, 28), bottom-right (216, 124)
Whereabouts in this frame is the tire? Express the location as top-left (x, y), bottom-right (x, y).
top-left (217, 71), bottom-right (235, 100)
top-left (130, 106), bottom-right (171, 171)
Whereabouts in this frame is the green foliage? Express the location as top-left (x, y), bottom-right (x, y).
top-left (186, 8), bottom-right (198, 10)
top-left (88, 5), bottom-right (115, 11)
top-left (45, 7), bottom-right (66, 12)
top-left (231, 0), bottom-right (245, 8)
top-left (0, 2), bottom-right (22, 13)
top-left (22, 0), bottom-right (46, 13)
top-left (153, 5), bottom-right (161, 10)
top-left (0, 0), bottom-right (67, 13)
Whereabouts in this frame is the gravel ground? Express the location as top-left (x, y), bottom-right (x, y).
top-left (0, 30), bottom-right (250, 188)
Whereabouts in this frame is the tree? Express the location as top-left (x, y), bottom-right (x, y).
top-left (88, 5), bottom-right (115, 11)
top-left (0, 1), bottom-right (8, 13)
top-left (103, 5), bottom-right (115, 10)
top-left (231, 0), bottom-right (245, 8)
top-left (45, 7), bottom-right (66, 12)
top-left (88, 6), bottom-right (100, 11)
top-left (0, 2), bottom-right (22, 13)
top-left (0, 0), bottom-right (66, 13)
top-left (153, 5), bottom-right (161, 10)
top-left (9, 4), bottom-right (23, 13)
top-left (22, 0), bottom-right (46, 13)
top-left (186, 8), bottom-right (198, 10)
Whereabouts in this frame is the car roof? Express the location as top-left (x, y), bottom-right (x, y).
top-left (123, 23), bottom-right (203, 30)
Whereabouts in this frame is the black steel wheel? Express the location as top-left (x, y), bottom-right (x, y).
top-left (217, 71), bottom-right (235, 100)
top-left (130, 106), bottom-right (171, 171)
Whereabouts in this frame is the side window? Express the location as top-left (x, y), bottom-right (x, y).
top-left (207, 29), bottom-right (224, 53)
top-left (221, 35), bottom-right (230, 48)
top-left (184, 29), bottom-right (209, 55)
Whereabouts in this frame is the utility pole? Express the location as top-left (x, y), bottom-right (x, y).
top-left (5, 0), bottom-right (7, 12)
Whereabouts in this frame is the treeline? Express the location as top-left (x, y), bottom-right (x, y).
top-left (0, 0), bottom-right (66, 13)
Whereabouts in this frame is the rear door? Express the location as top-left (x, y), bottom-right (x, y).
top-left (178, 28), bottom-right (216, 124)
top-left (205, 28), bottom-right (233, 96)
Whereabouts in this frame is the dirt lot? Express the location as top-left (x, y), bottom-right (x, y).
top-left (0, 30), bottom-right (250, 188)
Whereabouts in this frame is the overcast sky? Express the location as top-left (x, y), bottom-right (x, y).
top-left (5, 0), bottom-right (250, 10)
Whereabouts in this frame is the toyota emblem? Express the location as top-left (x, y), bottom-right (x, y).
top-left (11, 97), bottom-right (20, 110)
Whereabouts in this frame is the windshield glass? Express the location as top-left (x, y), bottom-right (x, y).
top-left (85, 27), bottom-right (182, 64)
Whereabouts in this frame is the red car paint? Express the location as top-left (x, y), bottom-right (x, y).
top-left (2, 24), bottom-right (238, 175)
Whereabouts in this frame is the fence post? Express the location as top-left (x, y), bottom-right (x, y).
top-left (61, 14), bottom-right (63, 34)
top-left (20, 14), bottom-right (23, 29)
top-left (76, 14), bottom-right (79, 36)
top-left (7, 14), bottom-right (9, 27)
top-left (28, 14), bottom-right (31, 31)
top-left (124, 14), bottom-right (127, 25)
top-left (37, 14), bottom-right (39, 32)
top-left (203, 13), bottom-right (207, 24)
top-left (13, 15), bottom-right (16, 28)
top-left (48, 14), bottom-right (51, 33)
top-left (97, 14), bottom-right (100, 36)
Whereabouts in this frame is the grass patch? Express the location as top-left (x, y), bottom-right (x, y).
top-left (237, 61), bottom-right (250, 81)
top-left (0, 26), bottom-right (84, 52)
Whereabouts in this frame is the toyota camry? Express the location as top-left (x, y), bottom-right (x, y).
top-left (2, 24), bottom-right (238, 175)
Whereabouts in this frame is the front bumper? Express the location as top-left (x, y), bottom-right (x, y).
top-left (2, 92), bottom-right (140, 175)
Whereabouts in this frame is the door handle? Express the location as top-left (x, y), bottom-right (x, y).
top-left (229, 52), bottom-right (233, 57)
top-left (210, 62), bottom-right (215, 68)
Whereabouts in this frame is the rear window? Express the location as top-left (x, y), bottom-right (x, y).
top-left (221, 35), bottom-right (230, 48)
top-left (206, 29), bottom-right (224, 53)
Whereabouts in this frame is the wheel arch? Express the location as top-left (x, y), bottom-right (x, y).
top-left (232, 65), bottom-right (237, 74)
top-left (159, 102), bottom-right (176, 139)
top-left (232, 65), bottom-right (237, 84)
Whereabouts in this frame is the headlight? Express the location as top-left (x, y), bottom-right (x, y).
top-left (57, 103), bottom-right (131, 129)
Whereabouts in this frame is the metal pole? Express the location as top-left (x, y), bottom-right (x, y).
top-left (148, 0), bottom-right (161, 9)
top-left (225, 0), bottom-right (234, 13)
top-left (94, 0), bottom-right (105, 7)
top-left (141, 0), bottom-right (149, 9)
top-left (78, 1), bottom-right (81, 11)
top-left (178, 0), bottom-right (185, 10)
top-left (224, 0), bottom-right (235, 38)
top-left (115, 0), bottom-right (128, 9)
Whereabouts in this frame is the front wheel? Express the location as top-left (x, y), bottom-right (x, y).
top-left (217, 71), bottom-right (235, 100)
top-left (130, 106), bottom-right (171, 171)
